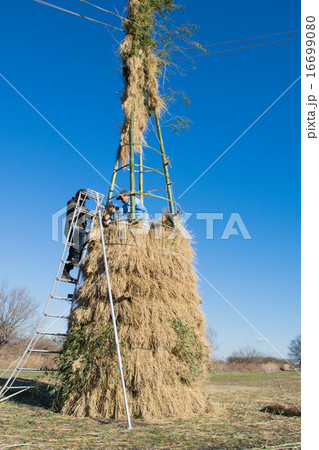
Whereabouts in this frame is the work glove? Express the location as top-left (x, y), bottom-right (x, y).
top-left (103, 202), bottom-right (119, 223)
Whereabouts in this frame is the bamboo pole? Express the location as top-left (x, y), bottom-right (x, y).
top-left (138, 148), bottom-right (144, 205)
top-left (129, 104), bottom-right (136, 219)
top-left (108, 148), bottom-right (121, 202)
top-left (154, 108), bottom-right (175, 214)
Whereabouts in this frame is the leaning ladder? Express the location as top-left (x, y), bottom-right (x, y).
top-left (0, 188), bottom-right (132, 428)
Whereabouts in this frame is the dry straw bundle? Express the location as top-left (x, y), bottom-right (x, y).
top-left (54, 216), bottom-right (211, 420)
top-left (118, 0), bottom-right (165, 164)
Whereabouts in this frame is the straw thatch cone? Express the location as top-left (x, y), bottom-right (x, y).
top-left (56, 217), bottom-right (211, 420)
top-left (117, 3), bottom-right (166, 165)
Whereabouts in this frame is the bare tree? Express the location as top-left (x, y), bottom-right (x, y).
top-left (205, 327), bottom-right (219, 358)
top-left (0, 281), bottom-right (38, 347)
top-left (288, 335), bottom-right (301, 366)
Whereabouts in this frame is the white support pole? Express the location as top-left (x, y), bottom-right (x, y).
top-left (97, 206), bottom-right (132, 429)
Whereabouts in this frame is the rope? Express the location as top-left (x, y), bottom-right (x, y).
top-left (33, 0), bottom-right (124, 31)
top-left (171, 30), bottom-right (301, 52)
top-left (106, 241), bottom-right (182, 254)
top-left (143, 164), bottom-right (165, 173)
top-left (108, 191), bottom-right (181, 210)
top-left (143, 185), bottom-right (167, 194)
top-left (174, 37), bottom-right (301, 61)
top-left (79, 0), bottom-right (126, 20)
top-left (79, 0), bottom-right (148, 31)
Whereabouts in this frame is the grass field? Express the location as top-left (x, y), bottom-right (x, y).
top-left (0, 372), bottom-right (300, 449)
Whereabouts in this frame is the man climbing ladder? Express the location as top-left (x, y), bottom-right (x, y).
top-left (62, 189), bottom-right (91, 282)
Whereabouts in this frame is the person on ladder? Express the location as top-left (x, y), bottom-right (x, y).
top-left (61, 189), bottom-right (91, 282)
top-left (112, 189), bottom-right (150, 232)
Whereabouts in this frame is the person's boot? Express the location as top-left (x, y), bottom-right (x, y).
top-left (70, 251), bottom-right (81, 267)
top-left (61, 265), bottom-right (76, 283)
top-left (67, 249), bottom-right (81, 268)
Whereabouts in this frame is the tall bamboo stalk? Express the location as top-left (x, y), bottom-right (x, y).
top-left (108, 149), bottom-right (121, 202)
top-left (154, 108), bottom-right (175, 214)
top-left (129, 104), bottom-right (136, 219)
top-left (138, 148), bottom-right (144, 204)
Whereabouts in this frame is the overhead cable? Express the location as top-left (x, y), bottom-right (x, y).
top-left (172, 29), bottom-right (301, 52)
top-left (33, 0), bottom-right (124, 31)
top-left (173, 37), bottom-right (301, 61)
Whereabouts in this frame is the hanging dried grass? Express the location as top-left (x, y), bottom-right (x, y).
top-left (118, 0), bottom-right (166, 164)
top-left (54, 217), bottom-right (211, 420)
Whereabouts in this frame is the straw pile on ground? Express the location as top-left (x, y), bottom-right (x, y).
top-left (54, 216), bottom-right (211, 420)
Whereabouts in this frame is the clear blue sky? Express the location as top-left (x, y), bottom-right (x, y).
top-left (0, 0), bottom-right (300, 358)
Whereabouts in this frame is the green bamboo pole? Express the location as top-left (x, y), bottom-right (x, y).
top-left (129, 104), bottom-right (136, 219)
top-left (138, 148), bottom-right (144, 205)
top-left (108, 149), bottom-right (121, 202)
top-left (154, 108), bottom-right (175, 214)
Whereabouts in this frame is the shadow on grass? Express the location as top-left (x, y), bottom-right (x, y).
top-left (0, 377), bottom-right (155, 430)
top-left (0, 376), bottom-right (53, 409)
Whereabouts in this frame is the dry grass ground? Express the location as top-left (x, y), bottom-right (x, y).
top-left (0, 372), bottom-right (300, 449)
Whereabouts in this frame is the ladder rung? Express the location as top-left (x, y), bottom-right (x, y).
top-left (36, 332), bottom-right (67, 336)
top-left (28, 349), bottom-right (61, 354)
top-left (50, 295), bottom-right (72, 301)
top-left (44, 313), bottom-right (69, 319)
top-left (84, 210), bottom-right (96, 217)
top-left (6, 386), bottom-right (32, 390)
top-left (61, 260), bottom-right (79, 268)
top-left (56, 277), bottom-right (77, 284)
top-left (72, 225), bottom-right (91, 233)
top-left (67, 242), bottom-right (85, 248)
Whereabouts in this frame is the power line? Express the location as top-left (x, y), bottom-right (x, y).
top-left (78, 0), bottom-right (146, 30)
top-left (173, 37), bottom-right (301, 61)
top-left (33, 0), bottom-right (124, 31)
top-left (79, 0), bottom-right (126, 21)
top-left (171, 29), bottom-right (301, 52)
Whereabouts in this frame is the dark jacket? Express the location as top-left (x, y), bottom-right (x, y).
top-left (64, 196), bottom-right (90, 237)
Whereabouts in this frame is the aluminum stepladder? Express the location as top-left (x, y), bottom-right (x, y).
top-left (0, 188), bottom-right (132, 428)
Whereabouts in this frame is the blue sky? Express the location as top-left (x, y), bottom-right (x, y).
top-left (0, 0), bottom-right (300, 358)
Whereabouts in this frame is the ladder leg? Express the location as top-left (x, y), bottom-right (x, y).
top-left (97, 207), bottom-right (132, 429)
